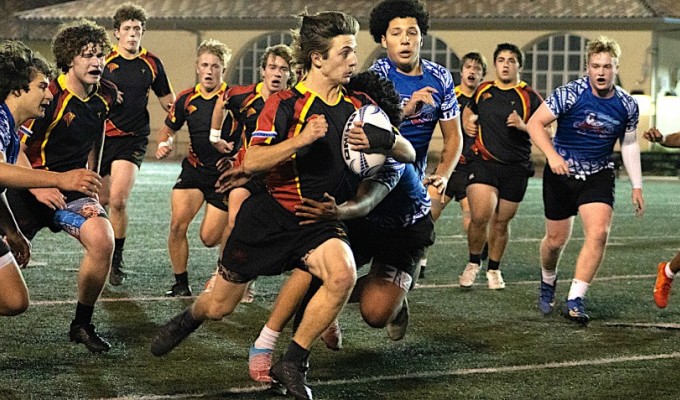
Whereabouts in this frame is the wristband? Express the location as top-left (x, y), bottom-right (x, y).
top-left (209, 128), bottom-right (221, 143)
top-left (158, 136), bottom-right (174, 148)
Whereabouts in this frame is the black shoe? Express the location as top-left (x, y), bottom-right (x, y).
top-left (165, 282), bottom-right (192, 297)
top-left (69, 322), bottom-right (111, 353)
top-left (150, 309), bottom-right (202, 356)
top-left (270, 360), bottom-right (313, 400)
top-left (109, 255), bottom-right (127, 286)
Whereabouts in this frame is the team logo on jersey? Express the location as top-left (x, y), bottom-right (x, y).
top-left (106, 63), bottom-right (119, 73)
top-left (63, 111), bottom-right (76, 127)
top-left (187, 105), bottom-right (198, 115)
top-left (574, 110), bottom-right (618, 138)
top-left (246, 107), bottom-right (257, 118)
top-left (141, 68), bottom-right (146, 74)
top-left (482, 92), bottom-right (493, 101)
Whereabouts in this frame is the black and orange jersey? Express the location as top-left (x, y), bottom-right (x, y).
top-left (469, 80), bottom-right (543, 164)
top-left (455, 85), bottom-right (475, 165)
top-left (165, 82), bottom-right (227, 176)
top-left (221, 82), bottom-right (269, 167)
top-left (103, 46), bottom-right (172, 138)
top-left (250, 82), bottom-right (375, 213)
top-left (21, 74), bottom-right (117, 172)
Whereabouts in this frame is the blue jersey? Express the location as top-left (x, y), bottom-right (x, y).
top-left (546, 76), bottom-right (638, 178)
top-left (365, 158), bottom-right (431, 229)
top-left (0, 103), bottom-right (19, 164)
top-left (370, 57), bottom-right (459, 177)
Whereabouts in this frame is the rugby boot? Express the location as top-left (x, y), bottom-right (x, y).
top-left (69, 321), bottom-right (111, 353)
top-left (150, 308), bottom-right (202, 356)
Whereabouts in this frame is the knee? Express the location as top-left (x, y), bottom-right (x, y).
top-left (1, 294), bottom-right (29, 316)
top-left (588, 227), bottom-right (610, 246)
top-left (544, 231), bottom-right (568, 251)
top-left (360, 304), bottom-right (391, 328)
top-left (169, 221), bottom-right (189, 238)
top-left (325, 264), bottom-right (357, 294)
top-left (199, 232), bottom-right (221, 248)
top-left (109, 195), bottom-right (128, 212)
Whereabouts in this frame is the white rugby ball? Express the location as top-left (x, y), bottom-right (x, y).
top-left (342, 104), bottom-right (389, 177)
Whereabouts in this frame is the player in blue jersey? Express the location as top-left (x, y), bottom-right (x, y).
top-left (101, 3), bottom-right (175, 286)
top-left (527, 36), bottom-right (644, 325)
top-left (0, 40), bottom-right (102, 316)
top-left (368, 0), bottom-right (463, 277)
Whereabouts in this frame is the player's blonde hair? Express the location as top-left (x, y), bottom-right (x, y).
top-left (587, 36), bottom-right (621, 64)
top-left (196, 39), bottom-right (232, 67)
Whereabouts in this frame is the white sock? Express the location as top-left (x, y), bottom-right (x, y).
top-left (664, 263), bottom-right (676, 279)
top-left (567, 279), bottom-right (589, 300)
top-left (541, 268), bottom-right (557, 286)
top-left (254, 325), bottom-right (280, 350)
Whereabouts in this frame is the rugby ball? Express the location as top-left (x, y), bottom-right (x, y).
top-left (342, 104), bottom-right (389, 177)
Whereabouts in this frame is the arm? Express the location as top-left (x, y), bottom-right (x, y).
top-left (526, 103), bottom-right (569, 175)
top-left (643, 128), bottom-right (680, 148)
top-left (17, 145), bottom-right (66, 210)
top-left (294, 179), bottom-right (390, 224)
top-left (155, 124), bottom-right (177, 160)
top-left (209, 95), bottom-right (235, 154)
top-left (0, 191), bottom-right (30, 267)
top-left (424, 116), bottom-right (463, 201)
top-left (157, 92), bottom-right (175, 113)
top-left (243, 114), bottom-right (328, 174)
top-left (461, 106), bottom-right (479, 137)
top-left (403, 86), bottom-right (437, 117)
top-left (620, 129), bottom-right (644, 216)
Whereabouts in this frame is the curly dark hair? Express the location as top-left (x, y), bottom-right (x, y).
top-left (369, 0), bottom-right (429, 43)
top-left (52, 19), bottom-right (112, 73)
top-left (291, 11), bottom-right (359, 72)
top-left (0, 40), bottom-right (55, 103)
top-left (113, 3), bottom-right (147, 30)
top-left (346, 70), bottom-right (403, 126)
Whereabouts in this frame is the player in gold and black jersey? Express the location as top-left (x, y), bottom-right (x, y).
top-left (101, 3), bottom-right (175, 286)
top-left (7, 19), bottom-right (116, 353)
top-left (203, 44), bottom-right (295, 302)
top-left (155, 39), bottom-right (232, 297)
top-left (151, 12), bottom-right (414, 399)
top-left (458, 43), bottom-right (544, 290)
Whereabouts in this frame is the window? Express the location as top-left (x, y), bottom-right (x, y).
top-left (367, 35), bottom-right (461, 84)
top-left (523, 33), bottom-right (588, 97)
top-left (230, 32), bottom-right (293, 85)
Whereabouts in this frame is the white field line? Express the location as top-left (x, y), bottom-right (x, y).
top-left (28, 234), bottom-right (680, 256)
top-left (31, 274), bottom-right (655, 306)
top-left (98, 351), bottom-right (680, 400)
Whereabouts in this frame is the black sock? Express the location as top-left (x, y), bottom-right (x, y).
top-left (469, 253), bottom-right (481, 265)
top-left (73, 302), bottom-right (94, 325)
top-left (282, 340), bottom-right (310, 365)
top-left (114, 237), bottom-right (125, 254)
top-left (487, 259), bottom-right (500, 271)
top-left (481, 243), bottom-right (489, 261)
top-left (182, 308), bottom-right (203, 330)
top-left (175, 272), bottom-right (189, 285)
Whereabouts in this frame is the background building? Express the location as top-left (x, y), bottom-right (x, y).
top-left (6, 0), bottom-right (680, 160)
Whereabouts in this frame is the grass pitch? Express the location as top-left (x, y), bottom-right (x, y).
top-left (1, 162), bottom-right (679, 399)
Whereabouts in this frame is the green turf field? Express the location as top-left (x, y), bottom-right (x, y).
top-left (1, 162), bottom-right (679, 399)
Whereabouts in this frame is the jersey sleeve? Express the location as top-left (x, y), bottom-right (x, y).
top-left (250, 94), bottom-right (289, 147)
top-left (545, 77), bottom-right (587, 118)
top-left (151, 56), bottom-right (173, 98)
top-left (439, 69), bottom-right (459, 121)
top-left (365, 157), bottom-right (405, 191)
top-left (164, 92), bottom-right (188, 131)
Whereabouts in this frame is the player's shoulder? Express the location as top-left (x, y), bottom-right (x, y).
top-left (98, 78), bottom-right (119, 105)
